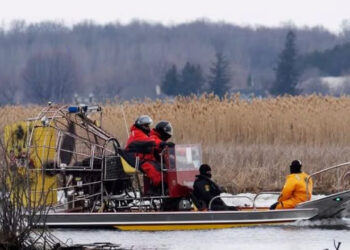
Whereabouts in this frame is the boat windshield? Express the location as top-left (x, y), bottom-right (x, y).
top-left (167, 144), bottom-right (202, 171)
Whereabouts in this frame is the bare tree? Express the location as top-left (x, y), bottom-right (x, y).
top-left (0, 73), bottom-right (18, 105)
top-left (22, 51), bottom-right (81, 104)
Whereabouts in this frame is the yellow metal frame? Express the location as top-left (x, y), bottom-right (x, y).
top-left (120, 157), bottom-right (137, 174)
top-left (4, 121), bottom-right (58, 206)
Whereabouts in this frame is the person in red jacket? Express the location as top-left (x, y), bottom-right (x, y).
top-left (141, 121), bottom-right (174, 187)
top-left (126, 115), bottom-right (156, 160)
top-left (150, 121), bottom-right (175, 159)
top-left (151, 121), bottom-right (175, 175)
top-left (126, 115), bottom-right (153, 148)
top-left (125, 117), bottom-right (174, 187)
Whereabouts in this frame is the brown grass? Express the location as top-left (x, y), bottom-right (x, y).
top-left (2, 94), bottom-right (350, 193)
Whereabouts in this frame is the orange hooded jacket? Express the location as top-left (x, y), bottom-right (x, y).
top-left (276, 172), bottom-right (313, 209)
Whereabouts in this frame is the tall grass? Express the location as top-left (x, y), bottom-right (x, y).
top-left (2, 94), bottom-right (350, 192)
top-left (100, 94), bottom-right (350, 146)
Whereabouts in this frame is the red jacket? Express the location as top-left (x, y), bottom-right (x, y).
top-left (149, 130), bottom-right (162, 149)
top-left (126, 125), bottom-right (150, 147)
top-left (150, 129), bottom-right (165, 160)
top-left (126, 125), bottom-right (156, 162)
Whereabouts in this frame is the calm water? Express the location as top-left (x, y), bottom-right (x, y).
top-left (51, 194), bottom-right (350, 250)
top-left (52, 221), bottom-right (350, 250)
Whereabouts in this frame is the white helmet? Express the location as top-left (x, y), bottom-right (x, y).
top-left (135, 115), bottom-right (153, 126)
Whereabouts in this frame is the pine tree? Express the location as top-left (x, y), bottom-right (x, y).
top-left (161, 64), bottom-right (179, 96)
top-left (247, 73), bottom-right (254, 89)
top-left (208, 52), bottom-right (231, 97)
top-left (271, 30), bottom-right (299, 95)
top-left (179, 62), bottom-right (204, 96)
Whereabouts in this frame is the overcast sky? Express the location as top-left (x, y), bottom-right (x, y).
top-left (1, 0), bottom-right (349, 33)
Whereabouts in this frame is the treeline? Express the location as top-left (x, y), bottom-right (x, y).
top-left (300, 43), bottom-right (350, 76)
top-left (0, 20), bottom-right (350, 104)
top-left (161, 52), bottom-right (230, 97)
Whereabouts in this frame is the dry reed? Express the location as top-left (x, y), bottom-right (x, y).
top-left (2, 94), bottom-right (350, 193)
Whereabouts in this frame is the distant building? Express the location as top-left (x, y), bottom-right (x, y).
top-left (299, 75), bottom-right (350, 95)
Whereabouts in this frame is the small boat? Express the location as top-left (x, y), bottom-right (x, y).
top-left (4, 104), bottom-right (350, 231)
top-left (40, 188), bottom-right (350, 230)
top-left (42, 209), bottom-right (318, 230)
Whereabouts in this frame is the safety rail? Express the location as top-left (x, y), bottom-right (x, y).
top-left (252, 192), bottom-right (280, 209)
top-left (306, 161), bottom-right (350, 199)
top-left (208, 193), bottom-right (282, 211)
top-left (208, 195), bottom-right (253, 211)
top-left (160, 148), bottom-right (167, 196)
top-left (342, 171), bottom-right (350, 185)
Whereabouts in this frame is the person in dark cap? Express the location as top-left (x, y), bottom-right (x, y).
top-left (192, 164), bottom-right (237, 211)
top-left (270, 160), bottom-right (313, 209)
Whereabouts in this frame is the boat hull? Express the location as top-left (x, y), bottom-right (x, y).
top-left (297, 190), bottom-right (350, 219)
top-left (40, 208), bottom-right (318, 231)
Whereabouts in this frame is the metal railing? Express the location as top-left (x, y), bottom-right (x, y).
top-left (208, 195), bottom-right (253, 210)
top-left (252, 192), bottom-right (280, 209)
top-left (306, 161), bottom-right (350, 199)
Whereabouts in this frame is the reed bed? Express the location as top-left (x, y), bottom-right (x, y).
top-left (1, 94), bottom-right (350, 193)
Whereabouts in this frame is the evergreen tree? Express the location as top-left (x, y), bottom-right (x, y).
top-left (208, 52), bottom-right (231, 97)
top-left (271, 30), bottom-right (299, 95)
top-left (179, 62), bottom-right (204, 96)
top-left (247, 73), bottom-right (254, 89)
top-left (161, 64), bottom-right (179, 96)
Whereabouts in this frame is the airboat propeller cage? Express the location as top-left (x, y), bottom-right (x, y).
top-left (5, 104), bottom-right (114, 206)
top-left (28, 104), bottom-right (111, 171)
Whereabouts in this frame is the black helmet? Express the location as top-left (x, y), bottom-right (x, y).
top-left (155, 121), bottom-right (173, 141)
top-left (135, 115), bottom-right (153, 134)
top-left (290, 160), bottom-right (302, 174)
top-left (199, 164), bottom-right (212, 178)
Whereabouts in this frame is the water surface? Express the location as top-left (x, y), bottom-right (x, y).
top-left (52, 220), bottom-right (350, 250)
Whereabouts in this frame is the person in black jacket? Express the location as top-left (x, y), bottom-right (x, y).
top-left (192, 164), bottom-right (237, 211)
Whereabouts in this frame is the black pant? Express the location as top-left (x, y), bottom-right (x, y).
top-left (269, 202), bottom-right (279, 210)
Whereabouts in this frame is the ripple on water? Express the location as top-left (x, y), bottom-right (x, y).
top-left (52, 222), bottom-right (350, 250)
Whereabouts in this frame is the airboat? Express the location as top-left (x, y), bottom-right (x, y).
top-left (4, 104), bottom-right (350, 231)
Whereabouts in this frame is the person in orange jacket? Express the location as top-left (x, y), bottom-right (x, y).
top-left (270, 160), bottom-right (313, 209)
